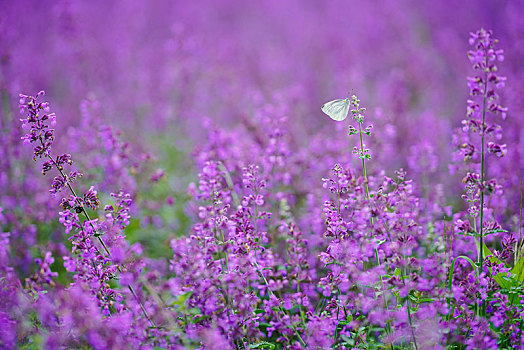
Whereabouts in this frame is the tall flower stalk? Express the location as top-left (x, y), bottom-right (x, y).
top-left (348, 96), bottom-right (385, 273)
top-left (348, 95), bottom-right (401, 342)
top-left (348, 95), bottom-right (373, 203)
top-left (348, 96), bottom-right (375, 241)
top-left (460, 29), bottom-right (507, 273)
top-left (452, 29), bottom-right (507, 320)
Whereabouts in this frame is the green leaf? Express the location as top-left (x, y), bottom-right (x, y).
top-left (248, 341), bottom-right (275, 349)
top-left (191, 315), bottom-right (208, 324)
top-left (480, 242), bottom-right (503, 265)
top-left (511, 256), bottom-right (524, 283)
top-left (417, 297), bottom-right (436, 303)
top-left (341, 334), bottom-right (354, 346)
top-left (171, 291), bottom-right (193, 308)
top-left (458, 229), bottom-right (508, 237)
top-left (448, 255), bottom-right (478, 291)
top-left (188, 307), bottom-right (201, 315)
top-left (485, 229), bottom-right (508, 235)
top-left (408, 294), bottom-right (418, 303)
top-left (479, 241), bottom-right (513, 289)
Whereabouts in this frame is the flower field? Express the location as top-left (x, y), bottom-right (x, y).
top-left (1, 1), bottom-right (524, 349)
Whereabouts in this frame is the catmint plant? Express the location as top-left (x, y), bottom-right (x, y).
top-left (19, 91), bottom-right (158, 341)
top-left (458, 29), bottom-right (507, 272)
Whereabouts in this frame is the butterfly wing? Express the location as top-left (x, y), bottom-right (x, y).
top-left (321, 99), bottom-right (350, 121)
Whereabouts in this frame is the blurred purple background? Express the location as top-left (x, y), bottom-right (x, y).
top-left (1, 0), bottom-right (523, 228)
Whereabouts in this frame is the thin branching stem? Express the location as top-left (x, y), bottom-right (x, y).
top-left (479, 68), bottom-right (488, 276)
top-left (477, 60), bottom-right (489, 316)
top-left (401, 266), bottom-right (419, 350)
top-left (355, 109), bottom-right (392, 341)
top-left (40, 137), bottom-right (156, 328)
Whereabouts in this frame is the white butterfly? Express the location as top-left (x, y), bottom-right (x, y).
top-left (321, 98), bottom-right (350, 121)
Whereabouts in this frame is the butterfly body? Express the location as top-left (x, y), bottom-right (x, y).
top-left (321, 98), bottom-right (350, 121)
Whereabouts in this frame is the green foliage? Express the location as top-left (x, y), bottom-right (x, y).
top-left (247, 341), bottom-right (276, 349)
top-left (511, 256), bottom-right (524, 283)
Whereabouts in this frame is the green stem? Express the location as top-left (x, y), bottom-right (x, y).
top-left (406, 298), bottom-right (418, 350)
top-left (516, 179), bottom-right (523, 263)
top-left (477, 66), bottom-right (488, 316)
top-left (358, 122), bottom-right (371, 202)
top-left (212, 196), bottom-right (229, 273)
top-left (357, 120), bottom-right (391, 338)
top-left (510, 180), bottom-right (524, 306)
top-left (337, 179), bottom-right (341, 216)
top-left (479, 73), bottom-right (487, 275)
top-left (401, 267), bottom-right (419, 350)
top-left (357, 122), bottom-right (376, 254)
